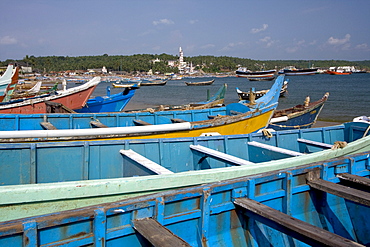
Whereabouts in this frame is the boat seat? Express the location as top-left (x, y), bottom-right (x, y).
top-left (171, 118), bottom-right (187, 123)
top-left (190, 144), bottom-right (256, 166)
top-left (297, 138), bottom-right (333, 149)
top-left (234, 197), bottom-right (361, 247)
top-left (133, 218), bottom-right (191, 247)
top-left (248, 141), bottom-right (303, 156)
top-left (120, 149), bottom-right (173, 175)
top-left (40, 121), bottom-right (57, 130)
top-left (133, 119), bottom-right (152, 126)
top-left (90, 120), bottom-right (108, 128)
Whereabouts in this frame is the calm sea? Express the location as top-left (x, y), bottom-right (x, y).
top-left (91, 73), bottom-right (370, 123)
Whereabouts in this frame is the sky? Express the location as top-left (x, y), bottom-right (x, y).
top-left (1, 0), bottom-right (369, 61)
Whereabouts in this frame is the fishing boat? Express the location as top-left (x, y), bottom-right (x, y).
top-left (74, 84), bottom-right (139, 113)
top-left (0, 121), bottom-right (369, 221)
top-left (0, 151), bottom-right (368, 246)
top-left (0, 64), bottom-right (15, 97)
top-left (281, 66), bottom-right (318, 76)
top-left (0, 76), bottom-right (284, 141)
top-left (235, 67), bottom-right (276, 78)
top-left (112, 81), bottom-right (141, 88)
top-left (0, 77), bottom-right (101, 114)
top-left (248, 76), bottom-right (275, 81)
top-left (325, 68), bottom-right (352, 75)
top-left (236, 80), bottom-right (288, 100)
top-left (268, 92), bottom-right (329, 130)
top-left (184, 79), bottom-right (215, 86)
top-left (140, 79), bottom-right (168, 86)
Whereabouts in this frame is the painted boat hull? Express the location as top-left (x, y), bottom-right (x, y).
top-left (0, 77), bottom-right (100, 113)
top-left (184, 79), bottom-right (215, 86)
top-left (283, 68), bottom-right (318, 76)
top-left (236, 69), bottom-right (276, 78)
top-left (0, 64), bottom-right (14, 96)
top-left (325, 70), bottom-right (352, 75)
top-left (0, 151), bottom-right (369, 246)
top-left (74, 87), bottom-right (137, 113)
top-left (0, 122), bottom-right (369, 221)
top-left (236, 80), bottom-right (288, 101)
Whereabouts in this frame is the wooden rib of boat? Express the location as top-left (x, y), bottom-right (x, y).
top-left (236, 80), bottom-right (288, 101)
top-left (184, 79), bottom-right (215, 86)
top-left (0, 121), bottom-right (369, 221)
top-left (0, 76), bottom-right (284, 142)
top-left (268, 92), bottom-right (329, 130)
top-left (0, 77), bottom-right (100, 114)
top-left (0, 151), bottom-right (369, 246)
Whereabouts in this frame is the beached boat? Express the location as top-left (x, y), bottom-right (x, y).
top-left (74, 84), bottom-right (139, 113)
top-left (0, 121), bottom-right (369, 221)
top-left (281, 67), bottom-right (318, 76)
top-left (0, 150), bottom-right (368, 246)
top-left (0, 77), bottom-right (100, 114)
top-left (0, 64), bottom-right (15, 97)
top-left (268, 92), bottom-right (329, 130)
top-left (236, 80), bottom-right (288, 101)
top-left (235, 67), bottom-right (276, 78)
top-left (184, 79), bottom-right (215, 86)
top-left (140, 79), bottom-right (168, 86)
top-left (0, 76), bottom-right (284, 141)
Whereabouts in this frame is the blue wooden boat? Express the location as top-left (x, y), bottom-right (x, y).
top-left (0, 76), bottom-right (285, 142)
top-left (268, 92), bottom-right (329, 130)
top-left (0, 122), bottom-right (369, 221)
top-left (0, 151), bottom-right (369, 246)
top-left (74, 85), bottom-right (139, 113)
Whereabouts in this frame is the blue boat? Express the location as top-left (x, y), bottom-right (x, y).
top-left (0, 151), bottom-right (369, 246)
top-left (74, 85), bottom-right (139, 113)
top-left (268, 92), bottom-right (329, 130)
top-left (0, 122), bottom-right (369, 221)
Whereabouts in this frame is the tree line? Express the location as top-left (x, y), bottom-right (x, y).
top-left (1, 54), bottom-right (369, 74)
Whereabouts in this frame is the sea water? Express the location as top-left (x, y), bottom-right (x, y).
top-left (92, 73), bottom-right (370, 123)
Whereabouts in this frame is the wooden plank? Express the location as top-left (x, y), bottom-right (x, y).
top-left (120, 149), bottom-right (174, 175)
top-left (171, 118), bottom-right (187, 123)
top-left (307, 171), bottom-right (370, 206)
top-left (133, 218), bottom-right (190, 247)
top-left (337, 173), bottom-right (370, 188)
top-left (40, 122), bottom-right (57, 130)
top-left (297, 138), bottom-right (333, 149)
top-left (248, 141), bottom-right (304, 156)
top-left (133, 119), bottom-right (152, 126)
top-left (234, 198), bottom-right (364, 247)
top-left (90, 121), bottom-right (108, 128)
top-left (190, 144), bottom-right (256, 166)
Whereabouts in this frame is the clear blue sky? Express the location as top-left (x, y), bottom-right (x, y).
top-left (1, 0), bottom-right (369, 61)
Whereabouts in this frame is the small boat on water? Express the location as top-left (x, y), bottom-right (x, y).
top-left (140, 79), bottom-right (168, 86)
top-left (0, 121), bottom-right (369, 221)
top-left (0, 77), bottom-right (101, 114)
top-left (325, 67), bottom-right (352, 75)
top-left (0, 76), bottom-right (284, 142)
top-left (184, 79), bottom-right (215, 86)
top-left (236, 80), bottom-right (288, 101)
top-left (235, 67), bottom-right (276, 78)
top-left (0, 151), bottom-right (369, 246)
top-left (268, 92), bottom-right (329, 130)
top-left (112, 81), bottom-right (141, 88)
top-left (248, 76), bottom-right (275, 81)
top-left (280, 66), bottom-right (318, 76)
top-left (74, 84), bottom-right (139, 113)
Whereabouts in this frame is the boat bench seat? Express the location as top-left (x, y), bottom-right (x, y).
top-left (133, 119), bottom-right (152, 126)
top-left (40, 121), bottom-right (57, 130)
top-left (90, 120), bottom-right (108, 128)
top-left (190, 144), bottom-right (256, 166)
top-left (120, 149), bottom-right (173, 175)
top-left (248, 141), bottom-right (304, 156)
top-left (171, 118), bottom-right (187, 123)
top-left (297, 138), bottom-right (333, 149)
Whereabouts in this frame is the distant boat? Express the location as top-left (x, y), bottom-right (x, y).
top-left (325, 67), bottom-right (352, 75)
top-left (268, 92), bottom-right (329, 130)
top-left (184, 79), bottom-right (215, 86)
top-left (74, 85), bottom-right (139, 113)
top-left (112, 81), bottom-right (141, 88)
top-left (281, 67), bottom-right (318, 76)
top-left (0, 77), bottom-right (100, 114)
top-left (236, 80), bottom-right (288, 100)
top-left (235, 67), bottom-right (276, 78)
top-left (0, 151), bottom-right (368, 246)
top-left (248, 76), bottom-right (275, 81)
top-left (140, 79), bottom-right (168, 86)
top-left (325, 70), bottom-right (351, 75)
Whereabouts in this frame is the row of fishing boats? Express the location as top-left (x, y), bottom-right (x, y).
top-left (0, 64), bottom-right (369, 246)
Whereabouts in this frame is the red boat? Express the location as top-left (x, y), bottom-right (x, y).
top-left (0, 77), bottom-right (101, 114)
top-left (325, 70), bottom-right (351, 75)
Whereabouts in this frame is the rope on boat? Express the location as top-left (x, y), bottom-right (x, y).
top-left (262, 129), bottom-right (273, 138)
top-left (331, 141), bottom-right (347, 150)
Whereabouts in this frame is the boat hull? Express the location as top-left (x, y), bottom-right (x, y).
top-left (0, 151), bottom-right (369, 246)
top-left (0, 122), bottom-right (369, 221)
top-left (236, 69), bottom-right (276, 78)
top-left (283, 68), bottom-right (318, 76)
